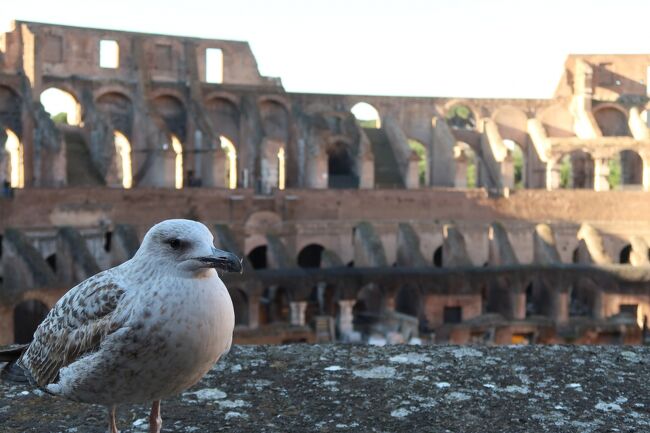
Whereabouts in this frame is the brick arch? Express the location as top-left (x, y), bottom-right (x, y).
top-left (592, 104), bottom-right (630, 137)
top-left (491, 106), bottom-right (529, 145)
top-left (93, 85), bottom-right (134, 103)
top-left (204, 91), bottom-right (240, 107)
top-left (257, 95), bottom-right (291, 112)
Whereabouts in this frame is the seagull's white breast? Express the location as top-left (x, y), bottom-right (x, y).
top-left (56, 270), bottom-right (235, 404)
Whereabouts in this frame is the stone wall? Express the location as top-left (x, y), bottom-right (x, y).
top-left (1, 344), bottom-right (649, 432)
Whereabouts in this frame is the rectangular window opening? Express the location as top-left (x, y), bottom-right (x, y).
top-left (205, 48), bottom-right (223, 84)
top-left (100, 40), bottom-right (119, 69)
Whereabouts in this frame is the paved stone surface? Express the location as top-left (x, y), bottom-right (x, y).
top-left (1, 344), bottom-right (649, 432)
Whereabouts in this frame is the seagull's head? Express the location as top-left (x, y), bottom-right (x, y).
top-left (137, 219), bottom-right (243, 276)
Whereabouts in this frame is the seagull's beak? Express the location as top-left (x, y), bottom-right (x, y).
top-left (197, 247), bottom-right (243, 273)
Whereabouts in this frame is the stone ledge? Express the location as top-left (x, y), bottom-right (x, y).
top-left (1, 345), bottom-right (649, 432)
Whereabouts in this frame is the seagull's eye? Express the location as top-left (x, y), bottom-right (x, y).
top-left (168, 238), bottom-right (182, 250)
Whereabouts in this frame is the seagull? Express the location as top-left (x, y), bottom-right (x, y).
top-left (0, 219), bottom-right (242, 433)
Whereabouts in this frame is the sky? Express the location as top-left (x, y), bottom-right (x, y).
top-left (2, 0), bottom-right (649, 98)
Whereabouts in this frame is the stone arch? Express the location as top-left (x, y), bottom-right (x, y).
top-left (205, 95), bottom-right (240, 145)
top-left (229, 287), bottom-right (249, 326)
top-left (95, 91), bottom-right (133, 138)
top-left (492, 106), bottom-right (529, 145)
top-left (13, 299), bottom-right (49, 344)
top-left (609, 149), bottom-right (644, 188)
top-left (151, 93), bottom-right (187, 141)
top-left (353, 283), bottom-right (383, 328)
top-left (433, 245), bottom-right (443, 267)
top-left (259, 99), bottom-right (290, 142)
top-left (538, 104), bottom-right (574, 137)
top-left (259, 138), bottom-right (286, 193)
top-left (220, 135), bottom-right (237, 189)
top-left (444, 101), bottom-right (478, 130)
top-left (0, 85), bottom-right (22, 135)
top-left (297, 243), bottom-right (325, 268)
top-left (395, 284), bottom-right (422, 317)
top-left (2, 128), bottom-right (24, 188)
top-left (619, 244), bottom-right (632, 264)
top-left (112, 131), bottom-right (133, 188)
top-left (558, 150), bottom-right (594, 189)
top-left (351, 102), bottom-right (381, 128)
top-left (262, 285), bottom-right (290, 323)
top-left (327, 139), bottom-right (358, 188)
top-left (593, 105), bottom-right (630, 137)
top-left (247, 245), bottom-right (268, 269)
top-left (503, 139), bottom-right (526, 189)
top-left (40, 87), bottom-right (82, 125)
top-left (408, 138), bottom-right (428, 186)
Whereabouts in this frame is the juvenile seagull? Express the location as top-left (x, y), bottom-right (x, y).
top-left (1, 219), bottom-right (242, 433)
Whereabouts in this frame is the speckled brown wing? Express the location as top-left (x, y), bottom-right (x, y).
top-left (19, 270), bottom-right (127, 388)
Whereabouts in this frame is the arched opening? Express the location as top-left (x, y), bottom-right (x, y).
top-left (454, 142), bottom-right (477, 188)
top-left (171, 134), bottom-right (183, 189)
top-left (259, 139), bottom-right (285, 193)
top-left (503, 139), bottom-right (526, 189)
top-left (259, 99), bottom-right (290, 142)
top-left (620, 244), bottom-right (632, 264)
top-left (297, 244), bottom-right (325, 268)
top-left (593, 107), bottom-right (630, 137)
top-left (40, 88), bottom-right (81, 125)
top-left (96, 92), bottom-right (133, 138)
top-left (229, 288), bottom-right (249, 326)
top-left (152, 94), bottom-right (187, 141)
top-left (446, 104), bottom-right (476, 130)
top-left (262, 286), bottom-right (290, 323)
top-left (433, 246), bottom-right (443, 267)
top-left (351, 102), bottom-right (380, 128)
top-left (3, 128), bottom-right (24, 188)
top-left (609, 150), bottom-right (643, 189)
top-left (395, 285), bottom-right (421, 317)
top-left (353, 284), bottom-right (382, 329)
top-left (220, 135), bottom-right (237, 189)
top-left (114, 131), bottom-right (132, 189)
top-left (327, 141), bottom-right (358, 188)
top-left (408, 139), bottom-right (428, 186)
top-left (559, 150), bottom-right (594, 189)
top-left (45, 253), bottom-right (57, 272)
top-left (104, 231), bottom-right (112, 252)
top-left (247, 245), bottom-right (268, 269)
top-left (278, 147), bottom-right (286, 190)
top-left (13, 300), bottom-right (49, 344)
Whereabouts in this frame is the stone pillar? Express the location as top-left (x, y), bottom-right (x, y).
top-left (454, 153), bottom-right (468, 187)
top-left (247, 294), bottom-right (260, 329)
top-left (642, 158), bottom-right (650, 191)
top-left (546, 161), bottom-right (561, 190)
top-left (0, 305), bottom-right (14, 345)
top-left (289, 301), bottom-right (307, 327)
top-left (592, 290), bottom-right (604, 320)
top-left (512, 291), bottom-right (526, 320)
top-left (553, 291), bottom-right (569, 325)
top-left (337, 299), bottom-right (357, 335)
top-left (593, 158), bottom-right (610, 191)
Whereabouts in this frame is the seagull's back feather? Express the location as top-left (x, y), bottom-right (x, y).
top-left (19, 270), bottom-right (127, 388)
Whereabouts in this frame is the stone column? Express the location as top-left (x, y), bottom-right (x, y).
top-left (642, 158), bottom-right (650, 191)
top-left (454, 153), bottom-right (468, 187)
top-left (546, 160), bottom-right (561, 190)
top-left (337, 299), bottom-right (357, 335)
top-left (289, 301), bottom-right (307, 327)
top-left (592, 289), bottom-right (604, 320)
top-left (512, 291), bottom-right (526, 320)
top-left (247, 294), bottom-right (260, 329)
top-left (593, 158), bottom-right (610, 191)
top-left (552, 291), bottom-right (569, 325)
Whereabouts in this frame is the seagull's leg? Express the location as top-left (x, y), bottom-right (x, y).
top-left (149, 400), bottom-right (162, 433)
top-left (108, 405), bottom-right (118, 433)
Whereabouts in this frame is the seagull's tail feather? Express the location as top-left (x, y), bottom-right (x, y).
top-left (0, 344), bottom-right (30, 383)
